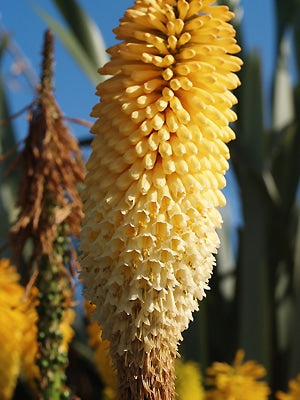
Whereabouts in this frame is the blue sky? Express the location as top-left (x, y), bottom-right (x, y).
top-left (1, 0), bottom-right (275, 143)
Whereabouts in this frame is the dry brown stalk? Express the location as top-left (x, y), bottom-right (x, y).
top-left (9, 29), bottom-right (85, 400)
top-left (10, 30), bottom-right (84, 275)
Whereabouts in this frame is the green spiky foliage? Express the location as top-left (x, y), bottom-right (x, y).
top-left (183, 1), bottom-right (300, 397)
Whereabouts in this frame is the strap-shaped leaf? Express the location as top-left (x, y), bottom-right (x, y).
top-left (0, 74), bottom-right (18, 257)
top-left (275, 0), bottom-right (297, 53)
top-left (292, 3), bottom-right (300, 90)
top-left (233, 51), bottom-right (264, 175)
top-left (52, 0), bottom-right (107, 70)
top-left (33, 4), bottom-right (106, 85)
top-left (289, 207), bottom-right (300, 378)
top-left (271, 34), bottom-right (300, 211)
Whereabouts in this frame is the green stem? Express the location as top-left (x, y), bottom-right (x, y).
top-left (36, 224), bottom-right (71, 400)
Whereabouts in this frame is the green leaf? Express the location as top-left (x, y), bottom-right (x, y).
top-left (289, 207), bottom-right (300, 378)
top-left (33, 4), bottom-right (106, 85)
top-left (270, 32), bottom-right (300, 210)
top-left (272, 37), bottom-right (295, 132)
top-left (274, 0), bottom-right (297, 52)
top-left (271, 122), bottom-right (300, 211)
top-left (0, 74), bottom-right (18, 257)
top-left (52, 0), bottom-right (107, 70)
top-left (233, 51), bottom-right (264, 175)
top-left (270, 55), bottom-right (300, 212)
top-left (235, 171), bottom-right (272, 374)
top-left (0, 32), bottom-right (10, 59)
top-left (291, 2), bottom-right (300, 89)
top-left (229, 52), bottom-right (273, 376)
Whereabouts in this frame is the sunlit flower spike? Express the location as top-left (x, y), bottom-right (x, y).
top-left (80, 1), bottom-right (242, 399)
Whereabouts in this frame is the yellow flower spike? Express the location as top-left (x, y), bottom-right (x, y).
top-left (0, 259), bottom-right (25, 400)
top-left (276, 375), bottom-right (300, 400)
top-left (80, 1), bottom-right (242, 399)
top-left (206, 350), bottom-right (271, 400)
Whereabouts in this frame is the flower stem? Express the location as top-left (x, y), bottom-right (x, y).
top-left (35, 224), bottom-right (71, 400)
top-left (116, 338), bottom-right (176, 400)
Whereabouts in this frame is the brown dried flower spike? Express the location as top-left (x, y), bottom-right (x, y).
top-left (10, 29), bottom-right (84, 268)
top-left (9, 30), bottom-right (85, 400)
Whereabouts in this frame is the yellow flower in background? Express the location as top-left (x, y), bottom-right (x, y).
top-left (86, 302), bottom-right (118, 400)
top-left (0, 259), bottom-right (25, 400)
top-left (175, 359), bottom-right (204, 400)
top-left (0, 258), bottom-right (24, 306)
top-left (80, 0), bottom-right (242, 398)
top-left (205, 350), bottom-right (270, 400)
top-left (0, 308), bottom-right (23, 400)
top-left (276, 375), bottom-right (300, 400)
top-left (0, 259), bottom-right (75, 397)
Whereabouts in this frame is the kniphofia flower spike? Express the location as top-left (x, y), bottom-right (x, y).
top-left (80, 1), bottom-right (242, 399)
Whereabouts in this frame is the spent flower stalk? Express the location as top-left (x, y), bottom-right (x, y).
top-left (10, 29), bottom-right (84, 400)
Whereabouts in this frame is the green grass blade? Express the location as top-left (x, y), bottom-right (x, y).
top-left (289, 207), bottom-right (300, 378)
top-left (274, 0), bottom-right (297, 53)
top-left (271, 33), bottom-right (299, 210)
top-left (235, 171), bottom-right (272, 374)
top-left (33, 5), bottom-right (105, 85)
top-left (231, 52), bottom-right (272, 375)
top-left (52, 0), bottom-right (107, 70)
top-left (234, 51), bottom-right (264, 175)
top-left (272, 37), bottom-right (295, 132)
top-left (270, 24), bottom-right (300, 385)
top-left (292, 3), bottom-right (300, 77)
top-left (0, 75), bottom-right (18, 257)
